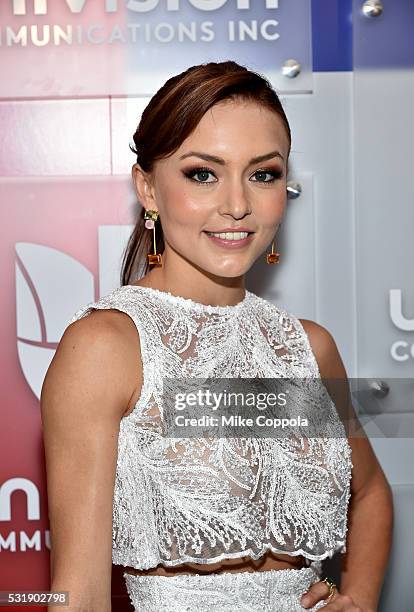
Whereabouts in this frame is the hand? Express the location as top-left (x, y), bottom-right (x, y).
top-left (301, 581), bottom-right (363, 611)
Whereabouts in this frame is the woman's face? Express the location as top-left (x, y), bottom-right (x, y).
top-left (135, 99), bottom-right (290, 279)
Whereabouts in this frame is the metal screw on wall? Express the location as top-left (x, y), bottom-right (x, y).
top-left (286, 182), bottom-right (302, 199)
top-left (362, 0), bottom-right (383, 18)
top-left (369, 380), bottom-right (390, 399)
top-left (282, 59), bottom-right (301, 78)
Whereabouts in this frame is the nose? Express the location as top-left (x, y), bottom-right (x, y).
top-left (218, 177), bottom-right (252, 220)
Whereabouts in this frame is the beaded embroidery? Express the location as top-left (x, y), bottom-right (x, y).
top-left (123, 566), bottom-right (327, 611)
top-left (68, 285), bottom-right (353, 569)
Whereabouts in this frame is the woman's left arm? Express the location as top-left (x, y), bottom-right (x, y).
top-left (300, 320), bottom-right (394, 612)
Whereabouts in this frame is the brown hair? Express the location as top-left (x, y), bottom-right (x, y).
top-left (120, 60), bottom-right (291, 285)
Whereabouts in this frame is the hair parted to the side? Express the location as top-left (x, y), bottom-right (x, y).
top-left (120, 60), bottom-right (292, 286)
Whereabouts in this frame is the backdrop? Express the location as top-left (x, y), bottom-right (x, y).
top-left (1, 1), bottom-right (413, 610)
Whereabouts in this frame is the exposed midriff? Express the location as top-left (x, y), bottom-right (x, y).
top-left (124, 550), bottom-right (308, 577)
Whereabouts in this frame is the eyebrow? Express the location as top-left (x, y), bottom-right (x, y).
top-left (179, 149), bottom-right (284, 165)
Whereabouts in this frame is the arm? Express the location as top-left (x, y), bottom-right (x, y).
top-left (300, 320), bottom-right (393, 612)
top-left (40, 309), bottom-right (142, 611)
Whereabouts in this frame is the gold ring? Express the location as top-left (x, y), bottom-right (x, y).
top-left (322, 577), bottom-right (337, 602)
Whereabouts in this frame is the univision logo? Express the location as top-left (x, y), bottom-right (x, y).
top-left (390, 289), bottom-right (414, 332)
top-left (15, 227), bottom-right (132, 400)
top-left (0, 478), bottom-right (51, 553)
top-left (389, 289), bottom-right (414, 362)
top-left (12, 0), bottom-right (279, 15)
top-left (15, 242), bottom-right (96, 401)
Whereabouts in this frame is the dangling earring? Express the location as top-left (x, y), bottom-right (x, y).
top-left (144, 209), bottom-right (162, 266)
top-left (266, 238), bottom-right (280, 264)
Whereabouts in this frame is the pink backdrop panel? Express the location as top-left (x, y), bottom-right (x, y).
top-left (0, 176), bottom-right (136, 611)
top-left (0, 99), bottom-right (112, 176)
top-left (0, 3), bottom-right (127, 98)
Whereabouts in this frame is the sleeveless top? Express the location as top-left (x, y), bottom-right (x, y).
top-left (68, 285), bottom-right (353, 570)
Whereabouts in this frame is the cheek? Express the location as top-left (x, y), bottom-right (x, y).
top-left (160, 185), bottom-right (213, 224)
top-left (255, 190), bottom-right (286, 224)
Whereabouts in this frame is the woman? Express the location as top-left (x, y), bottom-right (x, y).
top-left (41, 61), bottom-right (393, 611)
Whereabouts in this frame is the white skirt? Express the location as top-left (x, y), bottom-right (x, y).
top-left (123, 563), bottom-right (328, 612)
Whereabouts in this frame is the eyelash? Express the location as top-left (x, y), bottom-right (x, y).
top-left (183, 166), bottom-right (283, 186)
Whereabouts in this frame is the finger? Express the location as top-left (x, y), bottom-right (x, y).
top-left (314, 594), bottom-right (362, 611)
top-left (312, 600), bottom-right (341, 611)
top-left (300, 580), bottom-right (333, 608)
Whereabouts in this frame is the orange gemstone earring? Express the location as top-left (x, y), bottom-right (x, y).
top-left (266, 238), bottom-right (280, 264)
top-left (144, 209), bottom-right (162, 266)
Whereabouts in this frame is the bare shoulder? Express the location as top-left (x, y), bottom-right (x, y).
top-left (42, 308), bottom-right (141, 420)
top-left (299, 319), bottom-right (392, 498)
top-left (65, 306), bottom-right (140, 353)
top-left (298, 318), bottom-right (345, 378)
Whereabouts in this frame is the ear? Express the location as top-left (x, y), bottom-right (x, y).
top-left (131, 163), bottom-right (158, 212)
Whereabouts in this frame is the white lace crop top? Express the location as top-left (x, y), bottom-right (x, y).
top-left (68, 285), bottom-right (353, 570)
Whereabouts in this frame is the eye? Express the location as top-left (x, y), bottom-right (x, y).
top-left (183, 166), bottom-right (217, 185)
top-left (251, 168), bottom-right (283, 183)
top-left (182, 166), bottom-right (283, 186)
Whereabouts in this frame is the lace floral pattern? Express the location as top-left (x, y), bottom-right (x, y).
top-left (68, 286), bottom-right (353, 570)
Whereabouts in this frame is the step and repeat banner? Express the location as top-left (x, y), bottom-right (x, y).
top-left (0, 0), bottom-right (313, 96)
top-left (0, 3), bottom-right (315, 609)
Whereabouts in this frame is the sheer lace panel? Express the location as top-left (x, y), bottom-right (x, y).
top-left (68, 285), bottom-right (353, 569)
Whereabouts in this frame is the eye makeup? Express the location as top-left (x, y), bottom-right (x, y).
top-left (182, 166), bottom-right (283, 186)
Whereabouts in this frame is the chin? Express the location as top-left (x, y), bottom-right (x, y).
top-left (203, 264), bottom-right (251, 279)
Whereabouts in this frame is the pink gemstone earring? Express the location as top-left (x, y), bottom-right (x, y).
top-left (144, 209), bottom-right (162, 266)
top-left (266, 238), bottom-right (280, 264)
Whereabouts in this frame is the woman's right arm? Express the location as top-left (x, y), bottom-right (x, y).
top-left (40, 309), bottom-right (142, 611)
